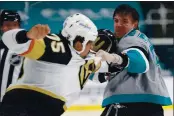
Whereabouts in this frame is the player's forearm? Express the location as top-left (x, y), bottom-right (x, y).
top-left (96, 49), bottom-right (149, 73)
top-left (2, 29), bottom-right (31, 54)
top-left (2, 29), bottom-right (46, 60)
top-left (96, 50), bottom-right (128, 71)
top-left (111, 48), bottom-right (149, 73)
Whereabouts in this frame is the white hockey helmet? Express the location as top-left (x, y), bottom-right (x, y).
top-left (61, 13), bottom-right (98, 54)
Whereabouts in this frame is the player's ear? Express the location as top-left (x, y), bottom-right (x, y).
top-left (133, 21), bottom-right (138, 29)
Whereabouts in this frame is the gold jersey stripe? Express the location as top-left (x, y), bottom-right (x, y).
top-left (20, 39), bottom-right (46, 59)
top-left (6, 85), bottom-right (66, 102)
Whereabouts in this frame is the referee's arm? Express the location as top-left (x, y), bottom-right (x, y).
top-left (0, 40), bottom-right (6, 49)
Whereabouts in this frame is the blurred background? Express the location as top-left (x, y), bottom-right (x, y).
top-left (0, 1), bottom-right (173, 116)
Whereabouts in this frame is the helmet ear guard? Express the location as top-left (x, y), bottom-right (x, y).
top-left (61, 13), bottom-right (98, 54)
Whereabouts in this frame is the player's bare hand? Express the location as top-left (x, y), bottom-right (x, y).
top-left (27, 24), bottom-right (50, 40)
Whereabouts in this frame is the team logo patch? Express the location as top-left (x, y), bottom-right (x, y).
top-left (9, 53), bottom-right (22, 66)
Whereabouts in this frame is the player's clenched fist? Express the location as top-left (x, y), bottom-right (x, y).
top-left (27, 24), bottom-right (50, 40)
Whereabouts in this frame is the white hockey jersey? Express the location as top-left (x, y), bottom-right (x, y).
top-left (2, 29), bottom-right (108, 108)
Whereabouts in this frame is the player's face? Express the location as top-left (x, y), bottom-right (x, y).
top-left (73, 41), bottom-right (83, 52)
top-left (1, 21), bottom-right (20, 32)
top-left (114, 13), bottom-right (138, 38)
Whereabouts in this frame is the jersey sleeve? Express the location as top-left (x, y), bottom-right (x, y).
top-left (2, 29), bottom-right (31, 54)
top-left (2, 29), bottom-right (71, 64)
top-left (121, 36), bottom-right (150, 73)
top-left (121, 36), bottom-right (149, 53)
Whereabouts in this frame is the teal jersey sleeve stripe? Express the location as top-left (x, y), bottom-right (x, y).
top-left (125, 48), bottom-right (149, 73)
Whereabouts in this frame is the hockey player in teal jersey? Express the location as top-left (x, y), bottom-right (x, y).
top-left (93, 4), bottom-right (172, 116)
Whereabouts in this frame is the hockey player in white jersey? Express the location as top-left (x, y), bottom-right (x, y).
top-left (0, 13), bottom-right (107, 116)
